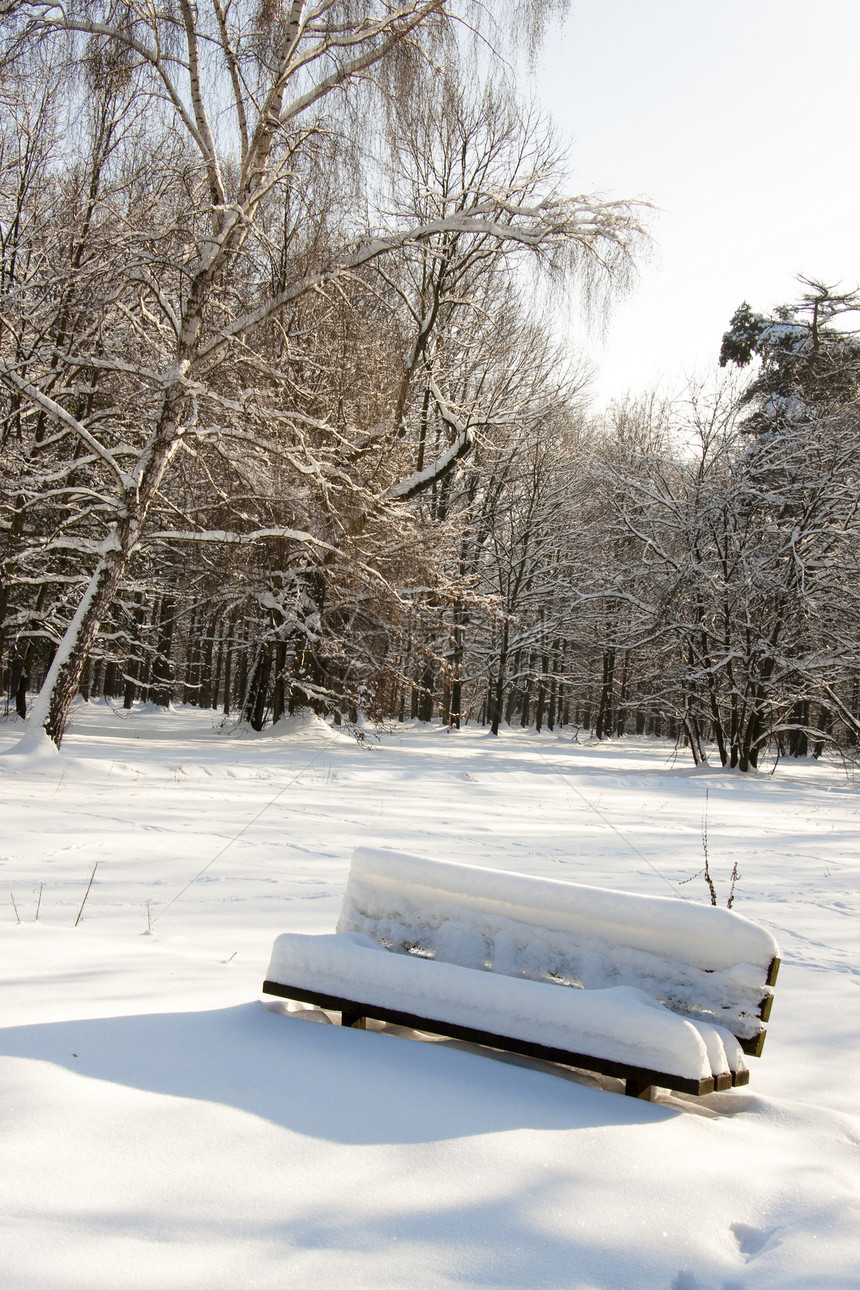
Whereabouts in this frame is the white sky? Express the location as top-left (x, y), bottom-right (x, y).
top-left (532, 0), bottom-right (860, 406)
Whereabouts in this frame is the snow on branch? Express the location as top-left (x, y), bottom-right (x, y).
top-left (145, 526), bottom-right (336, 553)
top-left (387, 377), bottom-right (472, 500)
top-left (0, 363), bottom-right (132, 489)
top-left (197, 195), bottom-right (641, 365)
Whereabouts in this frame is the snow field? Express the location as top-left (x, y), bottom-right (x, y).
top-left (1, 702), bottom-right (859, 1288)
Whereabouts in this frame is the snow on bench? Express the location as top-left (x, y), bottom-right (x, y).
top-left (262, 848), bottom-right (780, 1100)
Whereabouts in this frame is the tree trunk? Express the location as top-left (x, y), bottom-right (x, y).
top-left (20, 372), bottom-right (192, 746)
top-left (272, 639), bottom-right (287, 724)
top-left (150, 594), bottom-right (176, 708)
top-left (489, 623), bottom-right (509, 736)
top-left (23, 553), bottom-right (125, 746)
top-left (417, 662), bottom-right (435, 723)
top-left (596, 647), bottom-right (615, 739)
top-left (249, 648), bottom-right (272, 731)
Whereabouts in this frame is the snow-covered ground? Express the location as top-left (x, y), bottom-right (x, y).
top-left (1, 702), bottom-right (858, 1289)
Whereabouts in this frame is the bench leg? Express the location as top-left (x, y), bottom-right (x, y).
top-left (341, 1008), bottom-right (366, 1029)
top-left (625, 1076), bottom-right (654, 1100)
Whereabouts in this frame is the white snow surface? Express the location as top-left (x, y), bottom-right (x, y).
top-left (337, 846), bottom-right (777, 1039)
top-left (1, 702), bottom-right (859, 1290)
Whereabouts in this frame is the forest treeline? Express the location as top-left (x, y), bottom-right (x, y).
top-left (2, 2), bottom-right (860, 768)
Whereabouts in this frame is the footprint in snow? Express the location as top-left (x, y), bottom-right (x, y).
top-left (670, 1274), bottom-right (701, 1290)
top-left (730, 1222), bottom-right (780, 1259)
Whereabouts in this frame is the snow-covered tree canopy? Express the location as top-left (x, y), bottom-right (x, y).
top-left (719, 280), bottom-right (860, 432)
top-left (0, 0), bottom-right (642, 747)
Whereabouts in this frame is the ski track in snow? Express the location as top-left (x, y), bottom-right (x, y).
top-left (1, 701), bottom-right (859, 1289)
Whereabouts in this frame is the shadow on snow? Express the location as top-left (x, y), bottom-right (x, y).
top-left (0, 999), bottom-right (677, 1144)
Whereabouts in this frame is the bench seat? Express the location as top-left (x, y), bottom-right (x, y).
top-left (264, 930), bottom-right (747, 1096)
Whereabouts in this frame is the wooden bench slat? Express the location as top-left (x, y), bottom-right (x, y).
top-left (758, 992), bottom-right (775, 1024)
top-left (740, 1029), bottom-right (767, 1058)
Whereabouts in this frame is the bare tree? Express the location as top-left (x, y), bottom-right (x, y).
top-left (577, 372), bottom-right (860, 767)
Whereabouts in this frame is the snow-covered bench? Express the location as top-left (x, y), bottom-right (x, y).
top-left (262, 848), bottom-right (780, 1100)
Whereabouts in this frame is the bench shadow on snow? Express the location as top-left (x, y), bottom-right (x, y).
top-left (0, 999), bottom-right (680, 1142)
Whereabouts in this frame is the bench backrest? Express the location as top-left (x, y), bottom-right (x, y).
top-left (337, 847), bottom-right (780, 1051)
